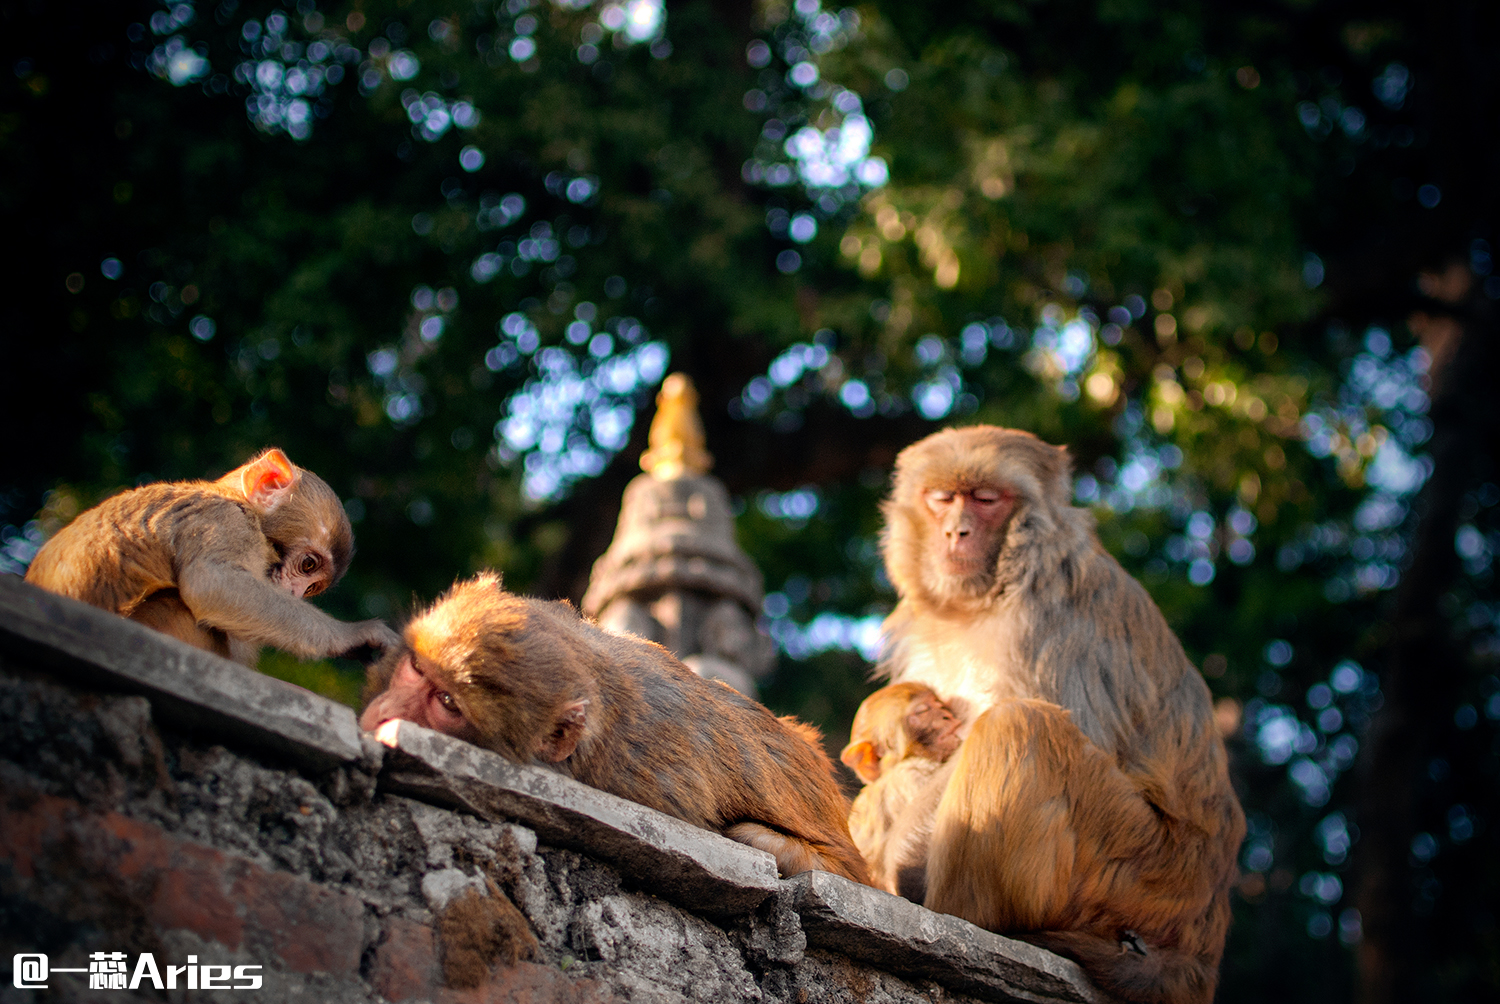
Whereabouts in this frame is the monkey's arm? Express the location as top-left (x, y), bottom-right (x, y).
top-left (177, 560), bottom-right (400, 660)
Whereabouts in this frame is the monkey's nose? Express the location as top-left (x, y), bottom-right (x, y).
top-left (372, 720), bottom-right (403, 747)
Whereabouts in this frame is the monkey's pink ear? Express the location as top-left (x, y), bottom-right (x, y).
top-left (239, 449), bottom-right (301, 513)
top-left (840, 741), bottom-right (883, 783)
top-left (536, 700), bottom-right (589, 762)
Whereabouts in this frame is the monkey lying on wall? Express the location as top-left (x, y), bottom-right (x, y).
top-left (360, 573), bottom-right (870, 884)
top-left (25, 448), bottom-right (399, 666)
top-left (872, 425), bottom-right (1245, 1004)
top-left (841, 681), bottom-right (962, 898)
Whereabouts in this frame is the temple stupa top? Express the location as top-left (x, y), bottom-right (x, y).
top-left (638, 373), bottom-right (714, 480)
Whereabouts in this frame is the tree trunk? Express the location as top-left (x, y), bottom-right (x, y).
top-left (1354, 284), bottom-right (1498, 1003)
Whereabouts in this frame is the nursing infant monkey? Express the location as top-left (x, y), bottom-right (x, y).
top-left (841, 681), bottom-right (961, 898)
top-left (25, 448), bottom-right (398, 665)
top-left (360, 573), bottom-right (869, 884)
top-left (864, 426), bottom-right (1245, 1004)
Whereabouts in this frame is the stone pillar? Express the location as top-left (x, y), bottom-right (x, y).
top-left (581, 374), bottom-right (775, 696)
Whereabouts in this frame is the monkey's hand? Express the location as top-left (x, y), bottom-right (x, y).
top-left (336, 621), bottom-right (403, 663)
top-left (178, 561), bottom-right (401, 663)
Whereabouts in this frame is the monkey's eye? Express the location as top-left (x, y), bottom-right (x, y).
top-left (299, 554), bottom-right (321, 575)
top-left (430, 688), bottom-right (464, 727)
top-left (925, 490), bottom-right (955, 505)
top-left (972, 489), bottom-right (1003, 503)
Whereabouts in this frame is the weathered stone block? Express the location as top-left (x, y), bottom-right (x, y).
top-left (376, 718), bottom-right (782, 917)
top-left (0, 573), bottom-right (1109, 1004)
top-left (788, 870), bottom-right (1111, 1004)
top-left (0, 575), bottom-right (362, 770)
top-left (0, 782), bottom-right (365, 977)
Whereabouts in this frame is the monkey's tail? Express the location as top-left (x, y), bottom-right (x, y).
top-left (723, 821), bottom-right (873, 887)
top-left (1023, 930), bottom-right (1217, 1004)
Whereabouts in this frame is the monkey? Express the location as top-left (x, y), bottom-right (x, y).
top-left (359, 573), bottom-right (871, 885)
top-left (842, 681), bottom-right (965, 782)
top-left (872, 425), bottom-right (1244, 1004)
top-left (840, 681), bottom-right (963, 899)
top-left (25, 448), bottom-right (400, 667)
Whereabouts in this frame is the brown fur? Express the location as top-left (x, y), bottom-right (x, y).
top-left (25, 448), bottom-right (397, 665)
top-left (436, 880), bottom-right (538, 988)
top-left (848, 755), bottom-right (954, 900)
top-left (361, 574), bottom-right (871, 885)
top-left (841, 683), bottom-right (962, 897)
top-left (876, 426), bottom-right (1245, 1004)
top-left (842, 681), bottom-right (962, 782)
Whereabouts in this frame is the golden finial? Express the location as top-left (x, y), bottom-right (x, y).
top-left (640, 373), bottom-right (714, 479)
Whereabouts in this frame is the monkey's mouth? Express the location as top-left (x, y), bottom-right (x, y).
top-left (942, 547), bottom-right (993, 576)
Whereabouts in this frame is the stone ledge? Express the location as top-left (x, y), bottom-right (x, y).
top-left (788, 871), bottom-right (1112, 1004)
top-left (0, 575), bottom-right (363, 771)
top-left (376, 719), bottom-right (781, 917)
top-left (0, 574), bottom-right (1105, 1004)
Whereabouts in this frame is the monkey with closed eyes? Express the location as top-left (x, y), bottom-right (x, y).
top-left (25, 448), bottom-right (399, 666)
top-left (872, 425), bottom-right (1244, 1004)
top-left (841, 681), bottom-right (963, 899)
top-left (360, 573), bottom-right (871, 885)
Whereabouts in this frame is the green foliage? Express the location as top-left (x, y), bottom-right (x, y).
top-left (4, 1), bottom-right (1498, 999)
top-left (258, 650), bottom-right (366, 708)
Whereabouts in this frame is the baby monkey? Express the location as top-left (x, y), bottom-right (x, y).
top-left (841, 682), bottom-right (964, 898)
top-left (361, 573), bottom-right (870, 885)
top-left (25, 448), bottom-right (399, 666)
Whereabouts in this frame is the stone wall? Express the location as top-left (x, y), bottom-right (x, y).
top-left (0, 576), bottom-right (1108, 1004)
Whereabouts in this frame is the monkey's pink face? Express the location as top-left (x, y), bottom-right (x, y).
top-left (272, 547), bottom-right (335, 599)
top-left (358, 652), bottom-right (481, 742)
top-left (906, 695), bottom-right (963, 761)
top-left (922, 486), bottom-right (1017, 579)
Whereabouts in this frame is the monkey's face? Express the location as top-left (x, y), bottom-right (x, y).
top-left (884, 426), bottom-right (1072, 608)
top-left (359, 643), bottom-right (568, 763)
top-left (359, 573), bottom-right (593, 765)
top-left (271, 545), bottom-right (337, 599)
top-left (359, 649), bottom-right (484, 744)
top-left (921, 486), bottom-right (1016, 589)
top-left (905, 693), bottom-right (963, 762)
top-left (844, 681), bottom-right (959, 782)
top-left (255, 465), bottom-right (355, 599)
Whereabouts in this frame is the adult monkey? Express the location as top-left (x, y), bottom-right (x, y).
top-left (878, 425), bottom-right (1244, 1004)
top-left (360, 574), bottom-right (870, 885)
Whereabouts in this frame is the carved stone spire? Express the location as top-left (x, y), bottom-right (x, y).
top-left (582, 374), bottom-right (774, 695)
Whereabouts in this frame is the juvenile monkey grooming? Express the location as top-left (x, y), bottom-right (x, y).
top-left (875, 425), bottom-right (1244, 1004)
top-left (25, 448), bottom-right (398, 666)
top-left (361, 573), bottom-right (870, 884)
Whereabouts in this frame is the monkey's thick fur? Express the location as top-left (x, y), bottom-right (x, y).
top-left (878, 426), bottom-right (1245, 1004)
top-left (848, 756), bottom-right (953, 900)
top-left (368, 574), bottom-right (871, 885)
top-left (25, 449), bottom-right (393, 665)
top-left (842, 682), bottom-right (961, 898)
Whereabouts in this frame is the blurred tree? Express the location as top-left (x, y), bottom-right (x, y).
top-left (2, 1), bottom-right (1497, 1001)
